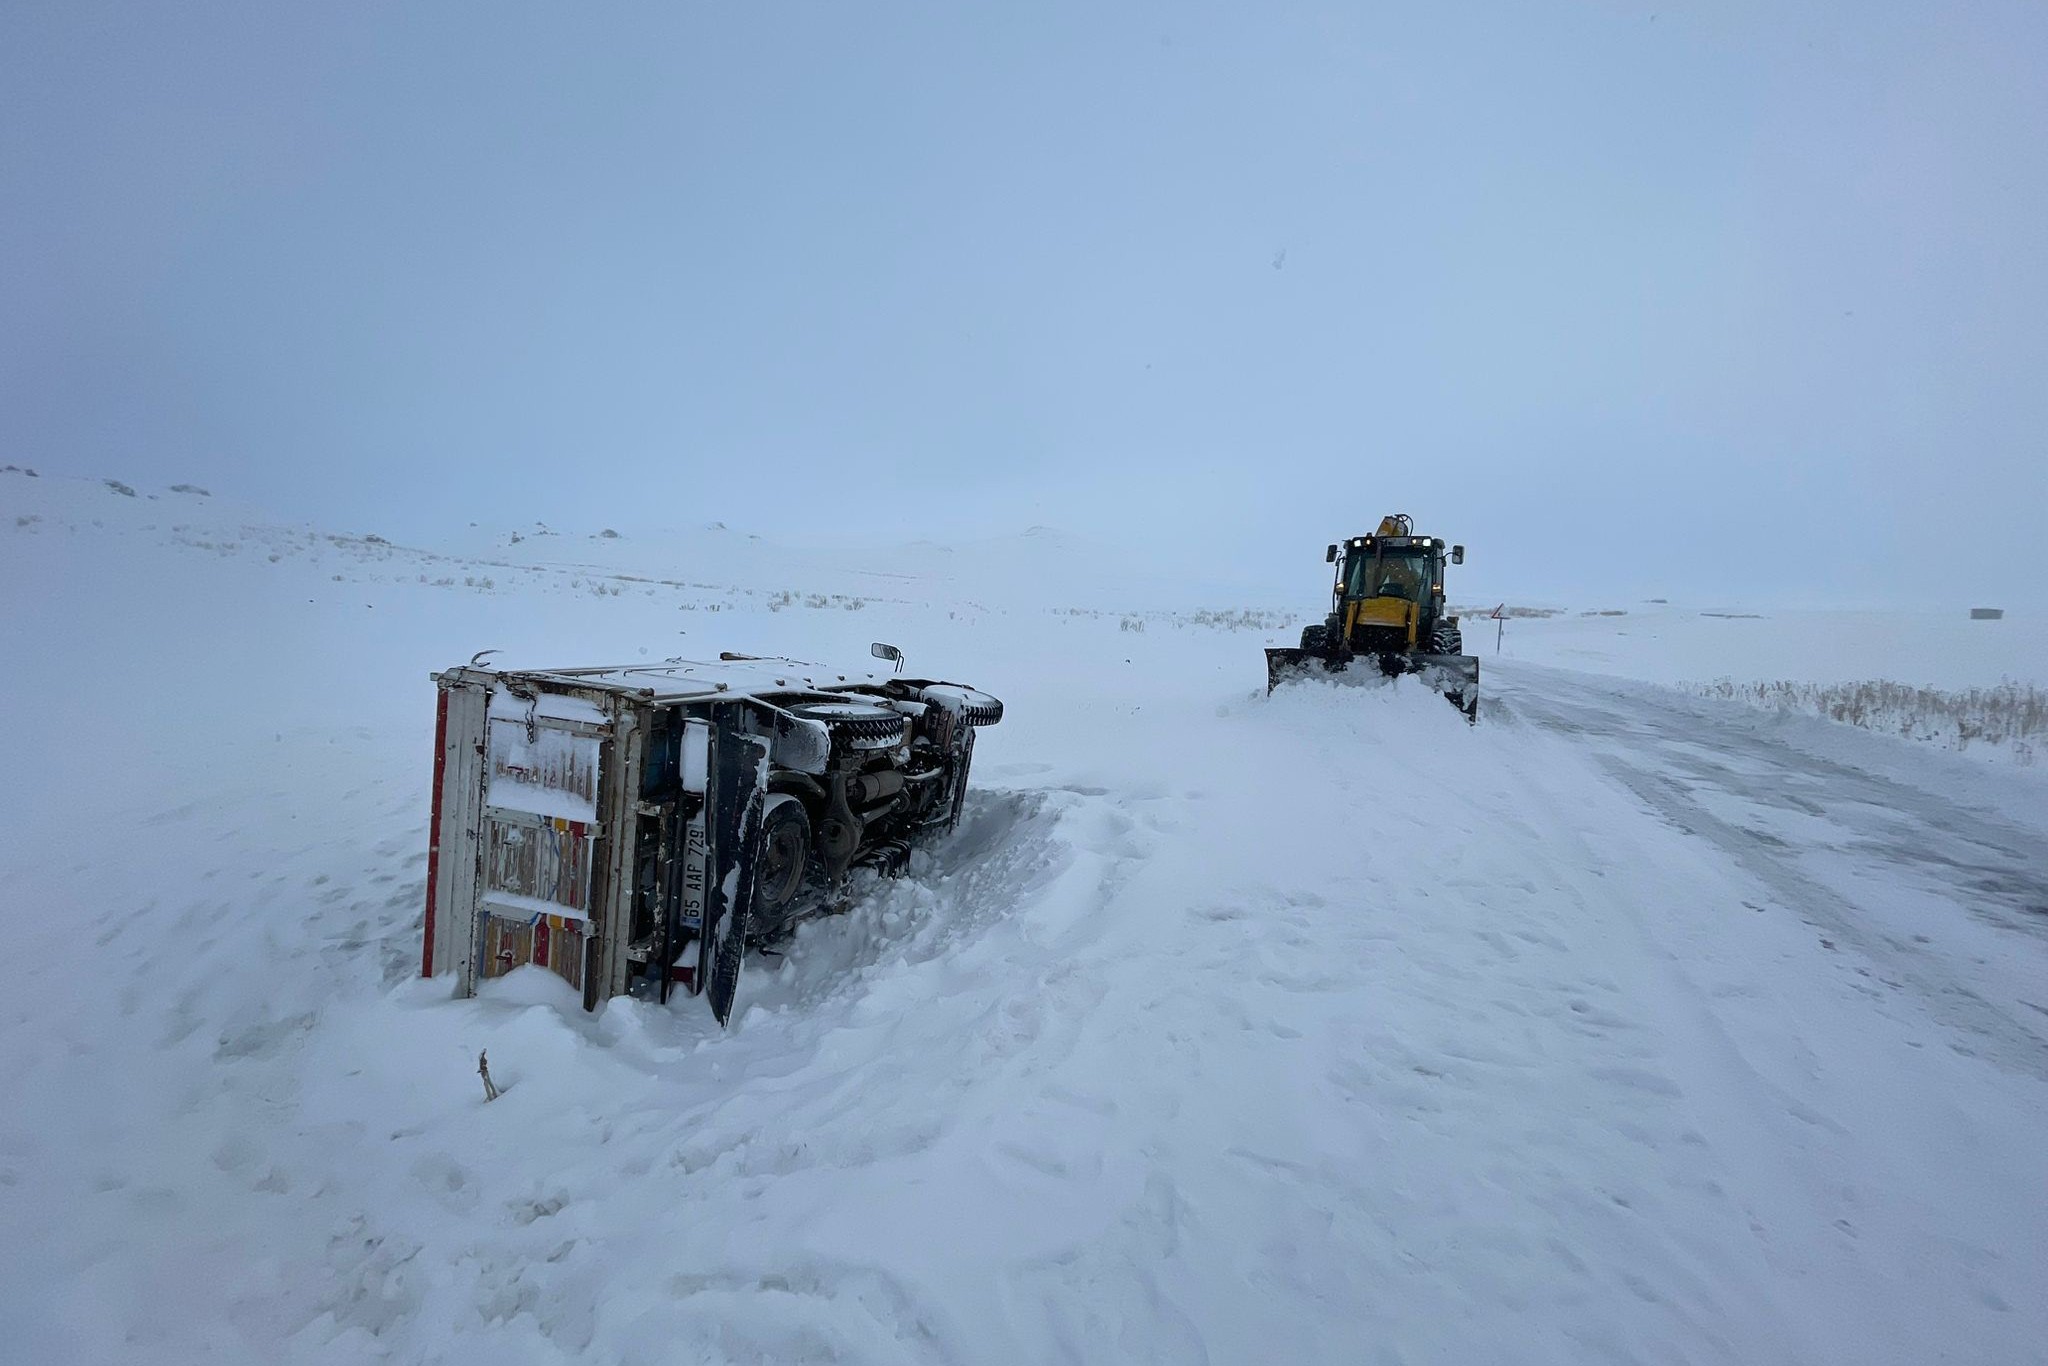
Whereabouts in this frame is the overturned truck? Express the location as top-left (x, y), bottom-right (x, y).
top-left (421, 648), bottom-right (1002, 1022)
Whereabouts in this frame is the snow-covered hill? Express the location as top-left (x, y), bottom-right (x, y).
top-left (4, 471), bottom-right (2046, 1364)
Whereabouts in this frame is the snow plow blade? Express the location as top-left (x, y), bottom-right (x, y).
top-left (1265, 648), bottom-right (1480, 721)
top-left (1414, 653), bottom-right (1481, 721)
top-left (1264, 647), bottom-right (1329, 691)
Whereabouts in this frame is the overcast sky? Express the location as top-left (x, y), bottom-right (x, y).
top-left (4, 1), bottom-right (2044, 605)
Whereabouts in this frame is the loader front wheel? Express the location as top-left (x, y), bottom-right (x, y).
top-left (1429, 625), bottom-right (1464, 655)
top-left (1300, 623), bottom-right (1331, 654)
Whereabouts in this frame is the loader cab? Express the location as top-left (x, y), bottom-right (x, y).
top-left (1331, 534), bottom-right (1454, 651)
top-left (1333, 536), bottom-right (1447, 609)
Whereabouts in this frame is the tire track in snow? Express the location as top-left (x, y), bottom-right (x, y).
top-left (1496, 668), bottom-right (2048, 1081)
top-left (1486, 665), bottom-right (2048, 1363)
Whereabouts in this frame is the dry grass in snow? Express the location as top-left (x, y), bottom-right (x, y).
top-left (1687, 677), bottom-right (2046, 763)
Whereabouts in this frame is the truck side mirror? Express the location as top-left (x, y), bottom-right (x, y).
top-left (870, 641), bottom-right (904, 672)
top-left (1325, 544), bottom-right (1339, 563)
top-left (1451, 545), bottom-right (1464, 565)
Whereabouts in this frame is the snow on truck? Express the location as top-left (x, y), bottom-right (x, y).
top-left (421, 647), bottom-right (1003, 1023)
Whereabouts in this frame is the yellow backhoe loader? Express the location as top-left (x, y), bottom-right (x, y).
top-left (1265, 514), bottom-right (1479, 720)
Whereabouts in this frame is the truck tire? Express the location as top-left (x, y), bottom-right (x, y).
top-left (783, 700), bottom-right (909, 751)
top-left (919, 684), bottom-right (1004, 727)
top-left (1429, 625), bottom-right (1464, 655)
top-left (754, 794), bottom-right (813, 926)
top-left (1300, 623), bottom-right (1332, 654)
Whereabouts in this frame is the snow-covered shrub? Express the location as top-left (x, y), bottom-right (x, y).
top-left (1184, 608), bottom-right (1294, 632)
top-left (1688, 678), bottom-right (2045, 763)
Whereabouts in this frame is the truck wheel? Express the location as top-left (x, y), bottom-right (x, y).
top-left (1300, 623), bottom-right (1331, 653)
top-left (783, 700), bottom-right (909, 750)
top-left (755, 795), bottom-right (812, 922)
top-left (1429, 626), bottom-right (1464, 654)
top-left (919, 684), bottom-right (1004, 727)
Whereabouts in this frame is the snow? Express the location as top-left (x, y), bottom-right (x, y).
top-left (487, 690), bottom-right (608, 727)
top-left (1476, 601), bottom-right (2046, 693)
top-left (512, 658), bottom-right (911, 703)
top-left (3, 469), bottom-right (2047, 1364)
top-left (486, 722), bottom-right (601, 823)
top-left (481, 892), bottom-right (590, 926)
